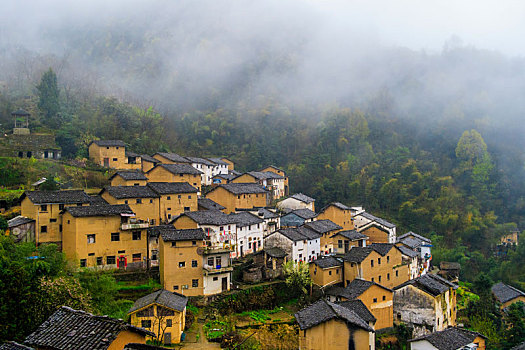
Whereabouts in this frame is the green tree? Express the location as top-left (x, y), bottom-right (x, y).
top-left (282, 261), bottom-right (312, 296)
top-left (36, 68), bottom-right (60, 127)
top-left (455, 129), bottom-right (488, 164)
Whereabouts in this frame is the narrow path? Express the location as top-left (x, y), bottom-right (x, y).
top-left (182, 310), bottom-right (220, 349)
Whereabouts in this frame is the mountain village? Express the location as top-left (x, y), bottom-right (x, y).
top-left (2, 127), bottom-right (523, 350)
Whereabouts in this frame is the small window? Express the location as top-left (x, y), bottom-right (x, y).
top-left (207, 257), bottom-right (214, 266)
top-left (132, 231), bottom-right (141, 240)
top-left (329, 270), bottom-right (332, 276)
top-left (141, 320), bottom-right (152, 328)
top-left (167, 207), bottom-right (171, 211)
top-left (111, 232), bottom-right (120, 241)
top-left (171, 242), bottom-right (177, 247)
top-left (88, 253), bottom-right (95, 256)
top-left (107, 256), bottom-right (116, 265)
top-left (118, 250), bottom-right (126, 254)
top-left (173, 285), bottom-right (179, 290)
top-left (124, 200), bottom-right (128, 204)
top-left (136, 198), bottom-right (142, 204)
top-left (40, 205), bottom-right (48, 212)
top-left (213, 277), bottom-right (218, 281)
top-left (383, 295), bottom-right (386, 301)
top-left (371, 277), bottom-right (375, 282)
top-left (113, 158), bottom-right (118, 161)
top-left (167, 196), bottom-right (171, 200)
top-left (59, 224), bottom-right (63, 232)
top-left (87, 234), bottom-right (96, 244)
top-left (59, 204), bottom-right (65, 210)
top-left (96, 257), bottom-right (103, 265)
top-left (149, 199), bottom-right (153, 203)
top-left (373, 298), bottom-right (377, 303)
top-left (192, 240), bottom-right (197, 246)
top-left (379, 275), bottom-right (382, 282)
top-left (166, 319), bottom-right (172, 327)
top-left (184, 207), bottom-right (190, 212)
top-left (371, 260), bottom-right (374, 267)
top-left (396, 270), bottom-right (399, 277)
top-left (336, 269), bottom-right (339, 274)
top-left (192, 260), bottom-right (198, 267)
top-left (387, 256), bottom-right (390, 263)
top-left (188, 195), bottom-right (192, 199)
top-left (387, 273), bottom-right (390, 280)
top-left (378, 258), bottom-right (381, 264)
top-left (192, 279), bottom-right (199, 288)
top-left (132, 253), bottom-right (141, 262)
top-left (80, 259), bottom-right (86, 267)
top-left (179, 261), bottom-right (185, 268)
top-left (41, 225), bottom-right (48, 233)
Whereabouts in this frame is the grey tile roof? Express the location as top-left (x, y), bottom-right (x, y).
top-left (173, 210), bottom-right (235, 226)
top-left (260, 165), bottom-right (286, 174)
top-left (23, 190), bottom-right (92, 204)
top-left (295, 299), bottom-right (373, 332)
top-left (110, 171), bottom-right (147, 181)
top-left (492, 282), bottom-right (525, 304)
top-left (337, 300), bottom-right (376, 323)
top-left (229, 212), bottom-right (263, 227)
top-left (152, 163), bottom-right (202, 175)
top-left (12, 109), bottom-right (30, 116)
top-left (277, 228), bottom-right (307, 242)
top-left (65, 204), bottom-right (134, 218)
top-left (253, 208), bottom-right (279, 219)
top-left (312, 256), bottom-right (342, 269)
top-left (397, 231), bottom-right (431, 243)
top-left (90, 140), bottom-right (126, 147)
top-left (102, 186), bottom-right (159, 199)
top-left (24, 306), bottom-right (153, 350)
top-left (147, 182), bottom-right (198, 194)
top-left (152, 225), bottom-right (206, 242)
top-left (0, 342), bottom-right (33, 350)
top-left (409, 327), bottom-right (486, 350)
top-left (304, 220), bottom-right (342, 234)
top-left (320, 202), bottom-right (352, 212)
top-left (263, 246), bottom-right (287, 258)
top-left (370, 243), bottom-right (395, 256)
top-left (8, 216), bottom-right (35, 228)
top-left (296, 226), bottom-right (322, 240)
top-left (398, 237), bottom-right (422, 249)
top-left (329, 279), bottom-right (392, 300)
top-left (246, 171), bottom-right (284, 180)
top-left (207, 157), bottom-right (229, 166)
top-left (140, 154), bottom-right (160, 163)
top-left (397, 245), bottom-right (419, 258)
top-left (185, 156), bottom-right (215, 166)
top-left (89, 195), bottom-right (108, 205)
top-left (128, 289), bottom-right (188, 314)
top-left (332, 230), bottom-right (368, 241)
top-left (395, 273), bottom-right (458, 296)
top-left (290, 193), bottom-right (315, 204)
top-left (217, 183), bottom-right (268, 195)
top-left (289, 209), bottom-right (317, 220)
top-left (125, 151), bottom-right (140, 157)
top-left (358, 212), bottom-right (395, 229)
top-left (213, 173), bottom-right (235, 181)
top-left (343, 247), bottom-right (374, 263)
top-left (198, 198), bottom-right (226, 211)
top-left (153, 152), bottom-right (190, 163)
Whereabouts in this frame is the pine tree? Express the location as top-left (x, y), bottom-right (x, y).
top-left (36, 68), bottom-right (60, 127)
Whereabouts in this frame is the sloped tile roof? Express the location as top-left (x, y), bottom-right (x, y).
top-left (395, 273), bottom-right (457, 296)
top-left (290, 193), bottom-right (315, 204)
top-left (147, 182), bottom-right (198, 194)
top-left (312, 256), bottom-right (342, 269)
top-left (397, 231), bottom-right (431, 243)
top-left (492, 282), bottom-right (525, 304)
top-left (128, 289), bottom-right (188, 314)
top-left (397, 237), bottom-right (422, 249)
top-left (140, 154), bottom-right (160, 163)
top-left (320, 202), bottom-right (352, 212)
top-left (198, 198), bottom-right (226, 211)
top-left (337, 300), bottom-right (376, 323)
top-left (89, 195), bottom-right (109, 205)
top-left (357, 212), bottom-right (395, 229)
top-left (65, 204), bottom-right (134, 218)
top-left (23, 190), bottom-right (92, 204)
top-left (90, 140), bottom-right (126, 147)
top-left (295, 299), bottom-right (373, 332)
top-left (218, 183), bottom-right (268, 195)
top-left (370, 243), bottom-right (395, 256)
top-left (152, 225), bottom-right (206, 242)
top-left (229, 212), bottom-right (263, 227)
top-left (304, 220), bottom-right (342, 234)
top-left (24, 306), bottom-right (153, 350)
top-left (289, 209), bottom-right (317, 220)
top-left (263, 246), bottom-right (287, 258)
top-left (185, 156), bottom-right (215, 166)
top-left (277, 228), bottom-right (307, 242)
top-left (152, 164), bottom-right (202, 175)
top-left (250, 207), bottom-right (278, 219)
top-left (296, 226), bottom-right (322, 240)
top-left (332, 230), bottom-right (368, 241)
top-left (110, 171), bottom-right (147, 181)
top-left (102, 186), bottom-right (159, 199)
top-left (342, 247), bottom-right (374, 263)
top-left (153, 152), bottom-right (190, 163)
top-left (8, 216), bottom-right (35, 228)
top-left (207, 157), bottom-right (229, 166)
top-left (245, 171), bottom-right (284, 180)
top-left (174, 210), bottom-right (235, 226)
top-left (409, 327), bottom-right (486, 350)
top-left (397, 245), bottom-right (419, 258)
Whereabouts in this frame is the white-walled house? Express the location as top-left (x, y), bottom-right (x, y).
top-left (354, 211), bottom-right (396, 243)
top-left (264, 227), bottom-right (321, 263)
top-left (229, 211), bottom-right (264, 257)
top-left (277, 193), bottom-right (315, 211)
top-left (186, 157), bottom-right (216, 186)
top-left (242, 207), bottom-right (280, 237)
top-left (208, 157), bottom-right (230, 178)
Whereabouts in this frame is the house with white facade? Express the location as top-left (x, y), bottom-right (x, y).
top-left (229, 211), bottom-right (264, 257)
top-left (277, 193), bottom-right (316, 211)
top-left (185, 157), bottom-right (216, 186)
top-left (207, 157), bottom-right (230, 178)
top-left (264, 227), bottom-right (320, 263)
top-left (354, 211), bottom-right (396, 243)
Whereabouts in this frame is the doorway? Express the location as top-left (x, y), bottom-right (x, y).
top-left (222, 277), bottom-right (228, 292)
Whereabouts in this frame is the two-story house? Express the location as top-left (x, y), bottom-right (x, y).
top-left (303, 219), bottom-right (342, 255)
top-left (277, 193), bottom-right (315, 212)
top-left (61, 204), bottom-right (149, 269)
top-left (329, 230), bottom-right (368, 255)
top-left (317, 202), bottom-right (355, 230)
top-left (264, 227), bottom-right (321, 263)
top-left (100, 186), bottom-right (161, 225)
top-left (280, 208), bottom-right (318, 228)
top-left (229, 211), bottom-right (264, 258)
top-left (232, 171), bottom-right (286, 201)
top-left (89, 140), bottom-right (141, 170)
top-left (185, 156), bottom-right (216, 186)
top-left (109, 170), bottom-right (148, 187)
top-left (146, 182), bottom-right (198, 223)
top-left (146, 164), bottom-right (203, 193)
top-left (342, 243), bottom-right (409, 289)
top-left (394, 274), bottom-right (458, 335)
top-left (354, 212), bottom-right (396, 243)
top-left (309, 256), bottom-right (343, 288)
top-left (21, 190), bottom-right (93, 247)
top-left (260, 165), bottom-right (289, 196)
top-left (205, 183), bottom-right (268, 213)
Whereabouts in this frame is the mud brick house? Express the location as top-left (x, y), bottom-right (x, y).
top-left (128, 289), bottom-right (187, 345)
top-left (205, 183), bottom-right (268, 214)
top-left (329, 230), bottom-right (368, 255)
top-left (295, 299), bottom-right (375, 350)
top-left (491, 282), bottom-right (525, 310)
top-left (394, 273), bottom-right (458, 336)
top-left (197, 198), bottom-right (226, 212)
top-left (317, 202), bottom-right (355, 230)
top-left (24, 306), bottom-right (154, 349)
top-left (89, 140), bottom-right (141, 170)
top-left (408, 327), bottom-right (486, 350)
top-left (146, 163), bottom-right (203, 193)
top-left (310, 256), bottom-right (343, 288)
top-left (303, 219), bottom-right (342, 255)
top-left (260, 165), bottom-right (289, 196)
top-left (109, 171), bottom-right (148, 187)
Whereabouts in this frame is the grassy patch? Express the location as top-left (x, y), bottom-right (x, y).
top-left (204, 319), bottom-right (231, 340)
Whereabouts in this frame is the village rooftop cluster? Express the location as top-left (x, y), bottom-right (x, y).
top-left (5, 139), bottom-right (524, 350)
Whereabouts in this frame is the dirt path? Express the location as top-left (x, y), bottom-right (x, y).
top-left (182, 311), bottom-right (220, 349)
